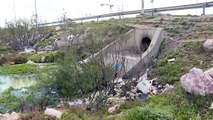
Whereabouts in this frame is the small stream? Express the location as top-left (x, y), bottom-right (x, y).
top-left (0, 75), bottom-right (38, 93)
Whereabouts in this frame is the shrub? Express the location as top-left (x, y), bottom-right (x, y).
top-left (14, 55), bottom-right (28, 64)
top-left (0, 57), bottom-right (7, 65)
top-left (53, 58), bottom-right (103, 97)
top-left (0, 53), bottom-right (27, 65)
top-left (0, 87), bottom-right (20, 113)
top-left (0, 45), bottom-right (12, 54)
top-left (30, 52), bottom-right (64, 63)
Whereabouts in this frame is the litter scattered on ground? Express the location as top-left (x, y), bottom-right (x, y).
top-left (108, 70), bottom-right (175, 104)
top-left (210, 103), bottom-right (213, 109)
top-left (167, 58), bottom-right (175, 63)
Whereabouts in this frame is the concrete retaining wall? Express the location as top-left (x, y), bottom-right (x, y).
top-left (82, 26), bottom-right (164, 78)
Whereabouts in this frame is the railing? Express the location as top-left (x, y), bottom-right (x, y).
top-left (39, 2), bottom-right (213, 26)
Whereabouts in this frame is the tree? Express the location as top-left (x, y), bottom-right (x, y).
top-left (6, 19), bottom-right (36, 50)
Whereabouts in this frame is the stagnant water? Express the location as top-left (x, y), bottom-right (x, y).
top-left (0, 75), bottom-right (37, 93)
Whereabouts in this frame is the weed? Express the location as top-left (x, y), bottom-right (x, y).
top-left (0, 64), bottom-right (37, 75)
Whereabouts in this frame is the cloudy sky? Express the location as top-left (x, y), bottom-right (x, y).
top-left (0, 0), bottom-right (213, 26)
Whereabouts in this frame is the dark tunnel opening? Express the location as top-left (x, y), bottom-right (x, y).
top-left (140, 37), bottom-right (151, 52)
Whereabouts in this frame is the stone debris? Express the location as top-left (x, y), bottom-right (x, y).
top-left (44, 108), bottom-right (63, 119)
top-left (0, 112), bottom-right (20, 120)
top-left (26, 60), bottom-right (36, 64)
top-left (162, 84), bottom-right (175, 93)
top-left (180, 67), bottom-right (213, 96)
top-left (69, 99), bottom-right (83, 106)
top-left (203, 39), bottom-right (213, 52)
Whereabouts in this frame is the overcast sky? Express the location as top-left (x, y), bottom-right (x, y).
top-left (0, 0), bottom-right (213, 26)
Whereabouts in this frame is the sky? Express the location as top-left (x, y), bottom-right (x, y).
top-left (0, 0), bottom-right (213, 26)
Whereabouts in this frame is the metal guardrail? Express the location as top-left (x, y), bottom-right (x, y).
top-left (39, 2), bottom-right (213, 26)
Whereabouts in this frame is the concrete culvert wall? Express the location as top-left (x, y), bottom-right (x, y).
top-left (141, 37), bottom-right (151, 52)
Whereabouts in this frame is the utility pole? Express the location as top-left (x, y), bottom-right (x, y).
top-left (150, 0), bottom-right (154, 16)
top-left (141, 0), bottom-right (144, 15)
top-left (34, 0), bottom-right (38, 27)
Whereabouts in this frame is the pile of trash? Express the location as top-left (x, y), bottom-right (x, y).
top-left (112, 69), bottom-right (175, 102)
top-left (104, 69), bottom-right (175, 114)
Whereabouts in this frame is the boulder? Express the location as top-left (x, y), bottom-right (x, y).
top-left (44, 108), bottom-right (62, 119)
top-left (205, 68), bottom-right (213, 77)
top-left (0, 112), bottom-right (19, 120)
top-left (108, 104), bottom-right (120, 114)
top-left (203, 39), bottom-right (213, 52)
top-left (55, 26), bottom-right (61, 31)
top-left (10, 112), bottom-right (19, 120)
top-left (180, 68), bottom-right (213, 96)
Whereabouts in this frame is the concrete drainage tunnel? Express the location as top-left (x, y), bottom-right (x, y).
top-left (140, 37), bottom-right (151, 52)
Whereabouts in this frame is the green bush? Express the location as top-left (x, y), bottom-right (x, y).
top-left (14, 55), bottom-right (28, 64)
top-left (125, 107), bottom-right (173, 120)
top-left (29, 52), bottom-right (64, 63)
top-left (0, 53), bottom-right (28, 65)
top-left (53, 59), bottom-right (103, 97)
top-left (0, 87), bottom-right (20, 113)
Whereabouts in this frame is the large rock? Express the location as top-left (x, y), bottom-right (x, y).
top-left (108, 104), bottom-right (120, 114)
top-left (44, 108), bottom-right (62, 119)
top-left (0, 112), bottom-right (19, 120)
top-left (180, 68), bottom-right (213, 96)
top-left (203, 39), bottom-right (213, 52)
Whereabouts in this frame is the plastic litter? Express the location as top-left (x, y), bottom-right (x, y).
top-left (139, 93), bottom-right (148, 100)
top-left (210, 103), bottom-right (213, 109)
top-left (136, 79), bottom-right (152, 94)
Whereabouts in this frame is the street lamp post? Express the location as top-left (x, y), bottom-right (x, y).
top-left (150, 0), bottom-right (154, 16)
top-left (141, 0), bottom-right (144, 15)
top-left (101, 0), bottom-right (114, 13)
top-left (34, 0), bottom-right (38, 27)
